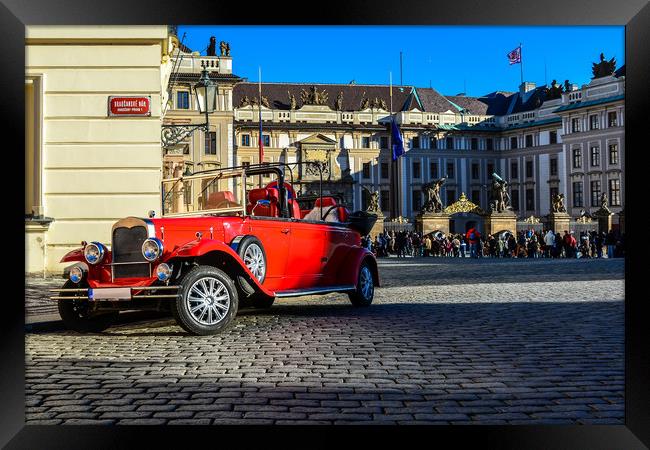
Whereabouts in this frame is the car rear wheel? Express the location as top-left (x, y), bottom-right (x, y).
top-left (348, 260), bottom-right (375, 307)
top-left (57, 280), bottom-right (118, 333)
top-left (173, 265), bottom-right (238, 335)
top-left (237, 236), bottom-right (267, 283)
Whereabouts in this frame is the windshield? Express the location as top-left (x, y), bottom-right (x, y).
top-left (161, 166), bottom-right (285, 217)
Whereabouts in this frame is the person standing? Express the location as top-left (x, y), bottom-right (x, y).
top-left (605, 230), bottom-right (616, 258)
top-left (466, 228), bottom-right (481, 259)
top-left (544, 230), bottom-right (555, 258)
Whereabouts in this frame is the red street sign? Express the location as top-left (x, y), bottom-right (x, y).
top-left (108, 96), bottom-right (151, 117)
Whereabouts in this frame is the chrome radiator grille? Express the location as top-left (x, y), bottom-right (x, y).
top-left (112, 226), bottom-right (150, 278)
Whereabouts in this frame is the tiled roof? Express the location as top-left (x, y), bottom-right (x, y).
top-left (415, 87), bottom-right (458, 113)
top-left (508, 86), bottom-right (549, 114)
top-left (233, 82), bottom-right (412, 112)
top-left (552, 94), bottom-right (625, 113)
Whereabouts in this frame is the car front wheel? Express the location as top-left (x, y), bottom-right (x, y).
top-left (173, 265), bottom-right (238, 335)
top-left (57, 280), bottom-right (118, 333)
top-left (348, 260), bottom-right (375, 307)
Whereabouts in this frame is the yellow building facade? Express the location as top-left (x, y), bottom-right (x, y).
top-left (25, 26), bottom-right (174, 275)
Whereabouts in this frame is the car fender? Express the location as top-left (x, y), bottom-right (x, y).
top-left (336, 246), bottom-right (380, 287)
top-left (168, 239), bottom-right (275, 298)
top-left (60, 248), bottom-right (85, 263)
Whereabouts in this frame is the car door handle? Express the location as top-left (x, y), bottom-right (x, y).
top-left (281, 228), bottom-right (290, 234)
top-left (321, 257), bottom-right (328, 262)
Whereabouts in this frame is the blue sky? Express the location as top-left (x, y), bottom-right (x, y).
top-left (178, 26), bottom-right (624, 97)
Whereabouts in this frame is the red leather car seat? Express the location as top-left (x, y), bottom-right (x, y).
top-left (287, 199), bottom-right (301, 219)
top-left (247, 188), bottom-right (279, 217)
top-left (314, 196), bottom-right (337, 208)
top-left (312, 197), bottom-right (343, 221)
top-left (205, 191), bottom-right (235, 209)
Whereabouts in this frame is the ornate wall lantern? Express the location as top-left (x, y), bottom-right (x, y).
top-left (161, 68), bottom-right (217, 149)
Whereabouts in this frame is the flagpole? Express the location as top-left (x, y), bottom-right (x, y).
top-left (258, 66), bottom-right (263, 187)
top-left (389, 72), bottom-right (396, 219)
top-left (520, 43), bottom-right (524, 86)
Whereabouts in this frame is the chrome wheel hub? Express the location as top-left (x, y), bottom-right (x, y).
top-left (243, 243), bottom-right (266, 281)
top-left (186, 277), bottom-right (230, 326)
top-left (360, 266), bottom-right (374, 299)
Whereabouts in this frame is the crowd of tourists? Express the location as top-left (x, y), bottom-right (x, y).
top-left (361, 228), bottom-right (625, 259)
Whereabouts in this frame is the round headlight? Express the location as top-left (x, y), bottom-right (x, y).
top-left (84, 242), bottom-right (106, 265)
top-left (156, 263), bottom-right (172, 281)
top-left (69, 266), bottom-right (85, 283)
top-left (142, 238), bottom-right (164, 262)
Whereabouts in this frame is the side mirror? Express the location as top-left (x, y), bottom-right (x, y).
top-left (148, 210), bottom-right (156, 218)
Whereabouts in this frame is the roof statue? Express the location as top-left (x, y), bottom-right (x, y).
top-left (359, 92), bottom-right (369, 110)
top-left (592, 53), bottom-right (616, 79)
top-left (335, 91), bottom-right (343, 111)
top-left (288, 91), bottom-right (297, 110)
top-left (544, 79), bottom-right (564, 100)
top-left (220, 41), bottom-right (231, 56)
top-left (207, 36), bottom-right (217, 56)
top-left (300, 86), bottom-right (329, 106)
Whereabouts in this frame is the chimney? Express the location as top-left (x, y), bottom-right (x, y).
top-left (519, 81), bottom-right (536, 95)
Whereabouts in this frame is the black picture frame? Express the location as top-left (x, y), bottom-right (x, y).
top-left (3, 0), bottom-right (648, 447)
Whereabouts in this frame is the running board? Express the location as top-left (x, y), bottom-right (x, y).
top-left (274, 285), bottom-right (356, 298)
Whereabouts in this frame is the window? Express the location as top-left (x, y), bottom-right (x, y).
top-left (572, 148), bottom-right (582, 169)
top-left (412, 136), bottom-right (420, 149)
top-left (608, 111), bottom-right (618, 127)
top-left (446, 189), bottom-right (456, 206)
top-left (510, 189), bottom-right (519, 211)
top-left (412, 190), bottom-right (422, 211)
top-left (571, 118), bottom-right (581, 133)
top-left (471, 190), bottom-right (480, 205)
top-left (525, 188), bottom-right (535, 211)
top-left (525, 134), bottom-right (533, 147)
top-left (590, 146), bottom-right (600, 167)
top-left (591, 180), bottom-right (601, 207)
top-left (446, 137), bottom-right (454, 149)
top-left (430, 137), bottom-right (438, 149)
top-left (430, 162), bottom-right (438, 179)
top-left (550, 130), bottom-right (557, 144)
top-left (550, 158), bottom-right (558, 176)
top-left (380, 136), bottom-right (388, 149)
top-left (470, 138), bottom-right (478, 150)
top-left (262, 135), bottom-right (270, 147)
top-left (412, 161), bottom-right (421, 179)
top-left (446, 162), bottom-right (454, 178)
top-left (241, 134), bottom-right (250, 146)
top-left (609, 179), bottom-right (621, 206)
top-left (362, 162), bottom-right (371, 179)
top-left (486, 138), bottom-right (493, 150)
top-left (471, 163), bottom-right (479, 179)
top-left (510, 161), bottom-right (518, 179)
top-left (381, 162), bottom-right (389, 179)
top-left (609, 143), bottom-right (619, 165)
top-left (526, 160), bottom-right (533, 178)
top-left (380, 190), bottom-right (390, 211)
top-left (510, 137), bottom-right (518, 149)
top-left (573, 182), bottom-right (583, 207)
top-left (205, 131), bottom-right (217, 155)
top-left (176, 91), bottom-right (190, 109)
top-left (487, 163), bottom-right (494, 179)
top-left (361, 137), bottom-right (370, 148)
top-left (589, 114), bottom-right (599, 130)
top-left (241, 161), bottom-right (250, 169)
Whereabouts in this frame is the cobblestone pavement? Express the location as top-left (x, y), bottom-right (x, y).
top-left (25, 258), bottom-right (624, 425)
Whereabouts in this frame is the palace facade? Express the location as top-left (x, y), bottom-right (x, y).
top-left (166, 43), bottom-right (624, 227)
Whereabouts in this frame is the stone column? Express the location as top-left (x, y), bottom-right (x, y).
top-left (546, 212), bottom-right (571, 234)
top-left (593, 208), bottom-right (614, 234)
top-left (484, 211), bottom-right (517, 236)
top-left (416, 212), bottom-right (450, 235)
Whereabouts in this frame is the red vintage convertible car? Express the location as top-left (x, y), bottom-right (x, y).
top-left (51, 163), bottom-right (379, 335)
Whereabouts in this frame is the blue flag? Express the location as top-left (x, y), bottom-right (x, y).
top-left (391, 118), bottom-right (405, 161)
